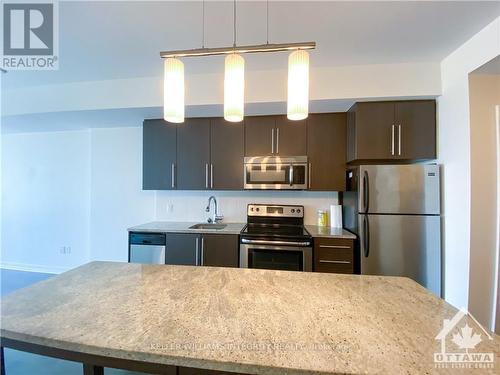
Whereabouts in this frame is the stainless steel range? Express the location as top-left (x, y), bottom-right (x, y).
top-left (239, 204), bottom-right (312, 271)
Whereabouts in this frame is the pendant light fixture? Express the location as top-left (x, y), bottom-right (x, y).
top-left (160, 0), bottom-right (315, 123)
top-left (224, 53), bottom-right (245, 122)
top-left (163, 57), bottom-right (184, 123)
top-left (224, 0), bottom-right (244, 122)
top-left (287, 49), bottom-right (309, 121)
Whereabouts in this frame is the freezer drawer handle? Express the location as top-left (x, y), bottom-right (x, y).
top-left (363, 215), bottom-right (370, 258)
top-left (319, 260), bottom-right (351, 264)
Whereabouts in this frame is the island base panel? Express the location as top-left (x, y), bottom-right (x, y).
top-left (83, 364), bottom-right (104, 375)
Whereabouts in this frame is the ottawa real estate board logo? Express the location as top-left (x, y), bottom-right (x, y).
top-left (1, 1), bottom-right (58, 70)
top-left (434, 309), bottom-right (495, 369)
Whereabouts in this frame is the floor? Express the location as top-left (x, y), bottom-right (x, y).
top-left (1, 269), bottom-right (142, 375)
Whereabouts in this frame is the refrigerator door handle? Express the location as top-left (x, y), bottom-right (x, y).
top-left (363, 170), bottom-right (370, 213)
top-left (363, 215), bottom-right (370, 258)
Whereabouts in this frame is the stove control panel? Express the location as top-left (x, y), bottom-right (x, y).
top-left (247, 204), bottom-right (304, 218)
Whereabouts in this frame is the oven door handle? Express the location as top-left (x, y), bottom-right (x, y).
top-left (241, 238), bottom-right (311, 247)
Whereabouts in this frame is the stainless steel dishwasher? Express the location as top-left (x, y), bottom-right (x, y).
top-left (128, 232), bottom-right (166, 264)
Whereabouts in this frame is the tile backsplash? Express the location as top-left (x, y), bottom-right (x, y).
top-left (155, 190), bottom-right (339, 225)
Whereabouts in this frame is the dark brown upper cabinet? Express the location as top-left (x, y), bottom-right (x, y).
top-left (396, 101), bottom-right (436, 160)
top-left (244, 116), bottom-right (275, 156)
top-left (275, 116), bottom-right (307, 156)
top-left (346, 100), bottom-right (436, 163)
top-left (210, 118), bottom-right (244, 190)
top-left (177, 118), bottom-right (211, 190)
top-left (143, 119), bottom-right (177, 190)
top-left (307, 113), bottom-right (346, 191)
top-left (245, 115), bottom-right (307, 156)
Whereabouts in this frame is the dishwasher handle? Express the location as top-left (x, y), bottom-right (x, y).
top-left (129, 232), bottom-right (166, 246)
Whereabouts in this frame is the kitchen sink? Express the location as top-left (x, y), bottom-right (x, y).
top-left (188, 223), bottom-right (227, 230)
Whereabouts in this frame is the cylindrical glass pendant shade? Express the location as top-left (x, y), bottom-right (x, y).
top-left (287, 50), bottom-right (309, 121)
top-left (224, 53), bottom-right (245, 122)
top-left (163, 58), bottom-right (185, 123)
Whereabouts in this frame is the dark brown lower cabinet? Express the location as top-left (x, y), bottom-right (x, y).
top-left (314, 237), bottom-right (354, 274)
top-left (164, 233), bottom-right (239, 268)
top-left (165, 234), bottom-right (199, 266)
top-left (202, 234), bottom-right (239, 267)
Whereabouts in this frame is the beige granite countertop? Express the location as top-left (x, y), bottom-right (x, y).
top-left (305, 225), bottom-right (357, 239)
top-left (128, 221), bottom-right (246, 235)
top-left (1, 262), bottom-right (498, 374)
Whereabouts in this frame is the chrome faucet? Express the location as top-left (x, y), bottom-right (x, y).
top-left (206, 196), bottom-right (224, 223)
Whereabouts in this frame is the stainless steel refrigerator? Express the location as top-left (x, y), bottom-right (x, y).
top-left (342, 164), bottom-right (441, 296)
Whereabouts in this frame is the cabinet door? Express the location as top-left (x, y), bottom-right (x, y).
top-left (314, 237), bottom-right (354, 274)
top-left (201, 234), bottom-right (239, 267)
top-left (244, 116), bottom-right (275, 156)
top-left (177, 118), bottom-right (211, 189)
top-left (210, 118), bottom-right (244, 190)
top-left (346, 109), bottom-right (356, 163)
top-left (307, 113), bottom-right (346, 191)
top-left (275, 116), bottom-right (307, 156)
top-left (143, 119), bottom-right (177, 190)
top-left (354, 102), bottom-right (396, 160)
top-left (165, 234), bottom-right (200, 266)
top-left (396, 100), bottom-right (436, 160)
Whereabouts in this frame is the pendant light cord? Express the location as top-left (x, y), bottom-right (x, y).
top-left (233, 0), bottom-right (237, 48)
top-left (202, 0), bottom-right (205, 48)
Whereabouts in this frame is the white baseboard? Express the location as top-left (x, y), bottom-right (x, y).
top-left (0, 261), bottom-right (69, 274)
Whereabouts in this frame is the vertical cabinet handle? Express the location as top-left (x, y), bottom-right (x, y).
top-left (210, 164), bottom-right (214, 189)
top-left (200, 237), bottom-right (204, 266)
top-left (171, 163), bottom-right (175, 188)
top-left (205, 163), bottom-right (209, 189)
top-left (276, 128), bottom-right (279, 154)
top-left (271, 128), bottom-right (275, 154)
top-left (195, 237), bottom-right (200, 266)
top-left (391, 125), bottom-right (395, 156)
top-left (398, 124), bottom-right (402, 156)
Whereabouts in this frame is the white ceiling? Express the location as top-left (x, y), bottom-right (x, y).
top-left (2, 1), bottom-right (500, 90)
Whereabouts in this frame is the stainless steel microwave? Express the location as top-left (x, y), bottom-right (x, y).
top-left (243, 156), bottom-right (308, 190)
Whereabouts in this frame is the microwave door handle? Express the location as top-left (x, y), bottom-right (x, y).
top-left (289, 165), bottom-right (294, 186)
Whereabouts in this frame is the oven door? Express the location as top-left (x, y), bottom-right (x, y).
top-left (240, 239), bottom-right (312, 272)
top-left (243, 157), bottom-right (308, 190)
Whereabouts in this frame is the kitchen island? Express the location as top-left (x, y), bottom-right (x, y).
top-left (1, 262), bottom-right (498, 374)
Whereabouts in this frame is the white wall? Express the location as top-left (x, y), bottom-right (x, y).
top-left (1, 130), bottom-right (91, 273)
top-left (2, 62), bottom-right (441, 117)
top-left (89, 127), bottom-right (156, 262)
top-left (1, 126), bottom-right (339, 272)
top-left (468, 73), bottom-right (500, 330)
top-left (156, 190), bottom-right (337, 225)
top-left (438, 17), bottom-right (500, 310)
